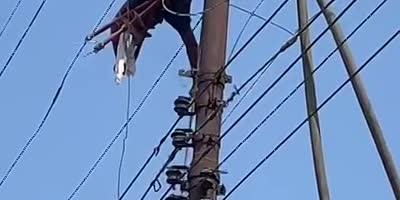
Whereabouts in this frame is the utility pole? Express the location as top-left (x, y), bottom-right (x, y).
top-left (315, 0), bottom-right (400, 199)
top-left (297, 1), bottom-right (331, 200)
top-left (189, 0), bottom-right (229, 199)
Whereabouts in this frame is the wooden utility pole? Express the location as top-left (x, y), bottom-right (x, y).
top-left (189, 0), bottom-right (229, 199)
top-left (297, 1), bottom-right (331, 199)
top-left (315, 0), bottom-right (400, 199)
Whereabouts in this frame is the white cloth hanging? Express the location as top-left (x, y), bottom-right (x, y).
top-left (114, 31), bottom-right (137, 84)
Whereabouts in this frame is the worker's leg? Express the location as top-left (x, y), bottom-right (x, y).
top-left (163, 0), bottom-right (198, 69)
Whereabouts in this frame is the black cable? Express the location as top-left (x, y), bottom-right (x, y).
top-left (183, 0), bottom-right (291, 112)
top-left (117, 77), bottom-right (131, 199)
top-left (0, 0), bottom-right (47, 79)
top-left (70, 16), bottom-right (204, 200)
top-left (121, 105), bottom-right (223, 200)
top-left (222, 0), bottom-right (338, 123)
top-left (229, 3), bottom-right (294, 36)
top-left (223, 27), bottom-right (399, 199)
top-left (158, 0), bottom-right (354, 197)
top-left (222, 41), bottom-right (286, 125)
top-left (219, 0), bottom-right (388, 170)
top-left (131, 1), bottom-right (292, 198)
top-left (0, 0), bottom-right (119, 189)
top-left (220, 0), bottom-right (354, 141)
top-left (0, 0), bottom-right (24, 39)
top-left (227, 0), bottom-right (266, 60)
top-left (139, 148), bottom-right (179, 200)
top-left (118, 117), bottom-right (182, 200)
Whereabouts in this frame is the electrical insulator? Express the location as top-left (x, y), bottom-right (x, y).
top-left (217, 184), bottom-right (226, 196)
top-left (166, 165), bottom-right (188, 185)
top-left (171, 128), bottom-right (192, 148)
top-left (165, 194), bottom-right (188, 200)
top-left (173, 96), bottom-right (194, 116)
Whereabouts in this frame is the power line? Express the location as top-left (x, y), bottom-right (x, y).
top-left (0, 0), bottom-right (24, 39)
top-left (158, 0), bottom-right (354, 197)
top-left (222, 38), bottom-right (290, 125)
top-left (220, 0), bottom-right (353, 141)
top-left (0, 0), bottom-right (47, 79)
top-left (118, 117), bottom-right (182, 200)
top-left (79, 0), bottom-right (290, 195)
top-left (0, 0), bottom-right (119, 189)
top-left (218, 0), bottom-right (388, 170)
top-left (227, 0), bottom-right (266, 60)
top-left (67, 16), bottom-right (204, 200)
top-left (180, 0), bottom-right (291, 116)
top-left (120, 105), bottom-right (223, 200)
top-left (162, 0), bottom-right (227, 17)
top-left (222, 0), bottom-right (339, 124)
top-left (230, 3), bottom-right (295, 36)
top-left (123, 1), bottom-right (291, 198)
top-left (223, 28), bottom-right (400, 199)
top-left (138, 148), bottom-right (179, 200)
top-left (222, 8), bottom-right (329, 125)
top-left (117, 77), bottom-right (132, 198)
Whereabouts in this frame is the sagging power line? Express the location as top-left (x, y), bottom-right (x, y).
top-left (223, 28), bottom-right (400, 199)
top-left (0, 0), bottom-right (119, 189)
top-left (158, 1), bottom-right (355, 198)
top-left (0, 0), bottom-right (24, 39)
top-left (0, 0), bottom-right (47, 80)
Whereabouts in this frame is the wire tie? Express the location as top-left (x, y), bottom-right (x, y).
top-left (152, 179), bottom-right (162, 192)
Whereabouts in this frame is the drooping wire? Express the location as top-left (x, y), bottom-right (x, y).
top-left (182, 0), bottom-right (291, 115)
top-left (125, 1), bottom-right (292, 198)
top-left (0, 0), bottom-right (47, 79)
top-left (229, 3), bottom-right (294, 36)
top-left (227, 0), bottom-right (266, 60)
top-left (222, 36), bottom-right (294, 125)
top-left (117, 77), bottom-right (131, 199)
top-left (204, 0), bottom-right (356, 172)
top-left (0, 0), bottom-right (24, 39)
top-left (68, 16), bottom-right (204, 200)
top-left (222, 10), bottom-right (324, 125)
top-left (158, 0), bottom-right (354, 197)
top-left (0, 0), bottom-right (119, 190)
top-left (122, 2), bottom-right (292, 199)
top-left (162, 0), bottom-right (227, 17)
top-left (218, 0), bottom-right (388, 170)
top-left (221, 0), bottom-right (343, 132)
top-left (138, 148), bottom-right (180, 200)
top-left (118, 117), bottom-right (182, 200)
top-left (223, 27), bottom-right (399, 199)
top-left (132, 105), bottom-right (223, 200)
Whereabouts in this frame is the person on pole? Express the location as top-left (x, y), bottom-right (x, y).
top-left (87, 0), bottom-right (199, 86)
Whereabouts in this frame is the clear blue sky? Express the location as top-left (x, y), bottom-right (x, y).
top-left (0, 0), bottom-right (399, 199)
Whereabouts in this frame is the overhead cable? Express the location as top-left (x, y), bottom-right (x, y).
top-left (0, 0), bottom-right (24, 39)
top-left (120, 105), bottom-right (223, 200)
top-left (158, 0), bottom-right (355, 197)
top-left (0, 0), bottom-right (47, 79)
top-left (80, 0), bottom-right (291, 197)
top-left (119, 1), bottom-right (291, 198)
top-left (219, 0), bottom-right (388, 170)
top-left (69, 16), bottom-right (204, 200)
top-left (223, 27), bottom-right (399, 199)
top-left (117, 77), bottom-right (132, 198)
top-left (227, 0), bottom-right (267, 60)
top-left (0, 0), bottom-right (119, 190)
